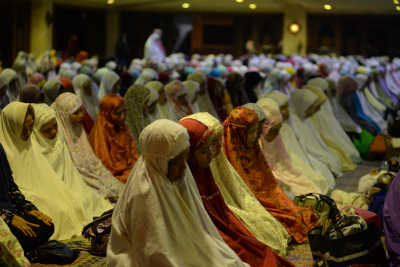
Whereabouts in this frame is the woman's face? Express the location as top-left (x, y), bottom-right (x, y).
top-left (69, 106), bottom-right (84, 126)
top-left (0, 85), bottom-right (6, 96)
top-left (265, 122), bottom-right (282, 143)
top-left (147, 101), bottom-right (158, 115)
top-left (83, 81), bottom-right (92, 96)
top-left (194, 135), bottom-right (213, 169)
top-left (305, 104), bottom-right (315, 118)
top-left (40, 118), bottom-right (58, 140)
top-left (142, 99), bottom-right (150, 114)
top-left (112, 80), bottom-right (121, 94)
top-left (167, 148), bottom-right (189, 182)
top-left (280, 101), bottom-right (290, 121)
top-left (177, 94), bottom-right (187, 105)
top-left (35, 95), bottom-right (44, 104)
top-left (246, 122), bottom-right (258, 149)
top-left (20, 65), bottom-right (26, 76)
top-left (158, 88), bottom-right (168, 105)
top-left (9, 79), bottom-right (17, 91)
top-left (20, 109), bottom-right (34, 141)
top-left (191, 91), bottom-right (199, 104)
top-left (113, 105), bottom-right (126, 126)
top-left (199, 81), bottom-right (207, 95)
top-left (256, 119), bottom-right (266, 141)
top-left (313, 104), bottom-right (322, 114)
top-left (211, 132), bottom-right (223, 158)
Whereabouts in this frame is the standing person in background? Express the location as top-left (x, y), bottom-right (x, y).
top-left (144, 29), bottom-right (166, 63)
top-left (115, 33), bottom-right (131, 63)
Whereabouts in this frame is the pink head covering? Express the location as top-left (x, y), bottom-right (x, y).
top-left (260, 105), bottom-right (299, 174)
top-left (258, 105), bottom-right (320, 194)
top-left (27, 73), bottom-right (46, 89)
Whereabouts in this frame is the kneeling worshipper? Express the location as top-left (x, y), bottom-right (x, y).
top-left (72, 74), bottom-right (100, 132)
top-left (52, 93), bottom-right (124, 201)
top-left (303, 84), bottom-right (358, 170)
top-left (307, 77), bottom-right (362, 164)
top-left (257, 95), bottom-right (330, 194)
top-left (144, 85), bottom-right (160, 123)
top-left (178, 118), bottom-right (293, 267)
top-left (384, 172), bottom-right (400, 267)
top-left (124, 84), bottom-right (151, 154)
top-left (165, 80), bottom-right (194, 121)
top-left (0, 102), bottom-right (91, 240)
top-left (107, 120), bottom-right (251, 267)
top-left (290, 89), bottom-right (343, 179)
top-left (0, 76), bottom-right (9, 109)
top-left (98, 71), bottom-right (121, 100)
top-left (183, 112), bottom-right (291, 257)
top-left (183, 80), bottom-right (200, 113)
top-left (207, 77), bottom-right (229, 121)
top-left (58, 77), bottom-right (75, 94)
top-left (27, 73), bottom-right (46, 90)
top-left (42, 79), bottom-right (65, 106)
top-left (258, 104), bottom-right (321, 196)
top-left (339, 75), bottom-right (381, 135)
top-left (19, 84), bottom-right (44, 104)
top-left (0, 143), bottom-right (54, 256)
top-left (0, 217), bottom-right (31, 267)
top-left (222, 106), bottom-right (320, 243)
top-left (225, 71), bottom-right (249, 108)
top-left (32, 104), bottom-right (113, 217)
top-left (325, 78), bottom-right (364, 136)
top-left (355, 74), bottom-right (388, 133)
top-left (146, 81), bottom-right (178, 121)
top-left (187, 72), bottom-right (220, 120)
top-left (89, 94), bottom-right (139, 184)
top-left (1, 69), bottom-right (20, 102)
top-left (134, 68), bottom-right (158, 86)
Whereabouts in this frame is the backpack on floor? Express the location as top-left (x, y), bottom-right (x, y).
top-left (82, 209), bottom-right (113, 256)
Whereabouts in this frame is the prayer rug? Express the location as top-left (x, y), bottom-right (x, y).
top-left (31, 236), bottom-right (106, 267)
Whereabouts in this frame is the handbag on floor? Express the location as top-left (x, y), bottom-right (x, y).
top-left (82, 208), bottom-right (113, 256)
top-left (26, 241), bottom-right (80, 264)
top-left (308, 204), bottom-right (388, 267)
top-left (293, 193), bottom-right (335, 224)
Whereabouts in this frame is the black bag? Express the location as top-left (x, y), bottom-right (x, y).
top-left (26, 241), bottom-right (80, 265)
top-left (308, 201), bottom-right (388, 267)
top-left (82, 209), bottom-right (114, 256)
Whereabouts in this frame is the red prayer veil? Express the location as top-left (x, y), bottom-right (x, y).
top-left (222, 106), bottom-right (319, 243)
top-left (89, 94), bottom-right (139, 184)
top-left (178, 118), bottom-right (293, 267)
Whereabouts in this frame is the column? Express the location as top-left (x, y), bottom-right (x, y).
top-left (30, 0), bottom-right (53, 57)
top-left (105, 9), bottom-right (120, 57)
top-left (282, 6), bottom-right (307, 55)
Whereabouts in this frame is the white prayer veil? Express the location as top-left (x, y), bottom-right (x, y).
top-left (107, 119), bottom-right (248, 267)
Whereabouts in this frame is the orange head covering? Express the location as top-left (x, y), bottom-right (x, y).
top-left (89, 94), bottom-right (139, 184)
top-left (58, 77), bottom-right (74, 93)
top-left (76, 51), bottom-right (89, 63)
top-left (222, 106), bottom-right (319, 243)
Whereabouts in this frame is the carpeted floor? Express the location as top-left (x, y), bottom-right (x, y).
top-left (32, 161), bottom-right (380, 267)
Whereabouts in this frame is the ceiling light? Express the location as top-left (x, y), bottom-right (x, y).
top-left (249, 4), bottom-right (257, 9)
top-left (324, 5), bottom-right (331, 10)
top-left (182, 3), bottom-right (190, 8)
top-left (289, 22), bottom-right (301, 34)
top-left (394, 0), bottom-right (399, 4)
top-left (107, 0), bottom-right (114, 4)
top-left (397, 5), bottom-right (400, 10)
top-left (236, 0), bottom-right (244, 2)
